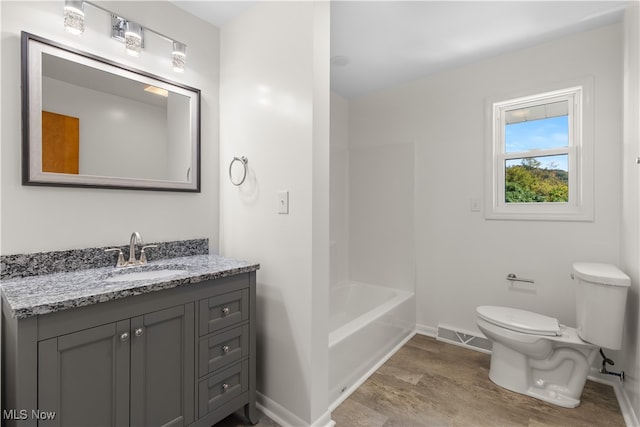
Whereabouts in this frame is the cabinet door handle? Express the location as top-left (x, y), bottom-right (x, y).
top-left (222, 345), bottom-right (230, 353)
top-left (134, 328), bottom-right (144, 337)
top-left (120, 332), bottom-right (129, 342)
top-left (222, 383), bottom-right (230, 392)
top-left (221, 307), bottom-right (230, 316)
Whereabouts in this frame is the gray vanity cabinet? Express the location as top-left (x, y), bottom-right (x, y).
top-left (37, 304), bottom-right (195, 427)
top-left (130, 305), bottom-right (195, 427)
top-left (2, 271), bottom-right (257, 427)
top-left (37, 321), bottom-right (131, 427)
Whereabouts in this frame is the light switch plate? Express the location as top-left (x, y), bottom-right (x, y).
top-left (278, 191), bottom-right (289, 214)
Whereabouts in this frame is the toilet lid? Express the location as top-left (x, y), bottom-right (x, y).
top-left (476, 306), bottom-right (561, 336)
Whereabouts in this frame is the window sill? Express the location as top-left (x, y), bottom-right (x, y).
top-left (485, 206), bottom-right (594, 222)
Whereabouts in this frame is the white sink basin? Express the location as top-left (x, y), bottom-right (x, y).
top-left (105, 269), bottom-right (185, 283)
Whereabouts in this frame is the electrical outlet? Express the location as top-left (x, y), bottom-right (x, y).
top-left (471, 198), bottom-right (481, 212)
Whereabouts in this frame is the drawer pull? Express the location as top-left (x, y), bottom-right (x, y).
top-left (222, 345), bottom-right (230, 353)
top-left (221, 307), bottom-right (230, 316)
top-left (120, 332), bottom-right (129, 342)
top-left (222, 383), bottom-right (230, 392)
top-left (134, 328), bottom-right (144, 337)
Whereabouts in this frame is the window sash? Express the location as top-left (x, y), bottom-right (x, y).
top-left (497, 146), bottom-right (577, 207)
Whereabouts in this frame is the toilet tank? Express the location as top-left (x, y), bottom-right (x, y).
top-left (573, 262), bottom-right (630, 350)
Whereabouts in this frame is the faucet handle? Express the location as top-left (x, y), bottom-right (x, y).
top-left (139, 245), bottom-right (157, 264)
top-left (105, 248), bottom-right (126, 267)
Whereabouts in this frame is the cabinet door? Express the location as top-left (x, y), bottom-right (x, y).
top-left (38, 320), bottom-right (131, 427)
top-left (130, 304), bottom-right (195, 427)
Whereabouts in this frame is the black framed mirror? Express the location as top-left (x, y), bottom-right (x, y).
top-left (22, 32), bottom-right (201, 192)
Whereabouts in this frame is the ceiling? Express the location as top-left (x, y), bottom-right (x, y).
top-left (171, 1), bottom-right (628, 98)
top-left (171, 1), bottom-right (256, 27)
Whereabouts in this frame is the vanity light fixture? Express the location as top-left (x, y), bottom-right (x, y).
top-left (111, 16), bottom-right (145, 57)
top-left (62, 1), bottom-right (187, 71)
top-left (63, 0), bottom-right (85, 35)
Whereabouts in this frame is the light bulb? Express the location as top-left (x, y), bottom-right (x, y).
top-left (64, 1), bottom-right (84, 35)
top-left (124, 21), bottom-right (142, 57)
top-left (172, 41), bottom-right (186, 73)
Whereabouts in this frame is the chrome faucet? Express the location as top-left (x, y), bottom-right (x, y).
top-left (128, 231), bottom-right (142, 265)
top-left (105, 232), bottom-right (156, 267)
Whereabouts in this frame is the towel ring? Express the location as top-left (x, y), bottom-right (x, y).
top-left (229, 156), bottom-right (248, 186)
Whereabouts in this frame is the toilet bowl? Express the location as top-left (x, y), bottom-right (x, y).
top-left (476, 263), bottom-right (630, 408)
top-left (476, 306), bottom-right (598, 408)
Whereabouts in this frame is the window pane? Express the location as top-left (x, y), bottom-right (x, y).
top-left (505, 155), bottom-right (568, 203)
top-left (505, 101), bottom-right (568, 153)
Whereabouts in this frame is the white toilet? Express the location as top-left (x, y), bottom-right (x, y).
top-left (476, 262), bottom-right (630, 408)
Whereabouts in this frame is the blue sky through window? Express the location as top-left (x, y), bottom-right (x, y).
top-left (505, 115), bottom-right (569, 171)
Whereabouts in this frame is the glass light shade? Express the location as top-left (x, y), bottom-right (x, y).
top-left (64, 1), bottom-right (84, 35)
top-left (172, 41), bottom-right (187, 72)
top-left (124, 21), bottom-right (143, 57)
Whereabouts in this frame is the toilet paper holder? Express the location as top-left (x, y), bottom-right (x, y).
top-left (506, 273), bottom-right (534, 284)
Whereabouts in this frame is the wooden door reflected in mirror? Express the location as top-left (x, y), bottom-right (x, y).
top-left (42, 111), bottom-right (79, 174)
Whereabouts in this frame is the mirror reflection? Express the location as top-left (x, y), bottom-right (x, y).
top-left (23, 32), bottom-right (201, 191)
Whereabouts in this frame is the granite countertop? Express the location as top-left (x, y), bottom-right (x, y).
top-left (1, 254), bottom-right (260, 319)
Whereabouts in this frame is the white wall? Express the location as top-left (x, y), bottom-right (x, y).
top-left (331, 92), bottom-right (415, 293)
top-left (348, 143), bottom-right (415, 292)
top-left (1, 1), bottom-right (220, 254)
top-left (622, 2), bottom-right (640, 423)
top-left (330, 92), bottom-right (349, 287)
top-left (219, 2), bottom-right (331, 426)
top-left (349, 23), bottom-right (623, 339)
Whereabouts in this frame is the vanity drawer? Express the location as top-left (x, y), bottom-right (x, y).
top-left (199, 289), bottom-right (248, 336)
top-left (199, 324), bottom-right (248, 377)
top-left (198, 360), bottom-right (248, 417)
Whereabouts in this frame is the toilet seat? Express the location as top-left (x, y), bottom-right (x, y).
top-left (476, 306), bottom-right (561, 336)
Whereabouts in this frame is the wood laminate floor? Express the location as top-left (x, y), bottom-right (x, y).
top-left (216, 334), bottom-right (625, 426)
top-left (331, 334), bottom-right (625, 427)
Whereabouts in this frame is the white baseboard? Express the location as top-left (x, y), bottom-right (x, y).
top-left (613, 381), bottom-right (639, 427)
top-left (257, 330), bottom-right (416, 426)
top-left (328, 330), bottom-right (416, 413)
top-left (257, 392), bottom-right (336, 427)
top-left (588, 369), bottom-right (639, 427)
top-left (415, 323), bottom-right (437, 337)
top-left (257, 392), bottom-right (308, 427)
top-left (313, 412), bottom-right (336, 427)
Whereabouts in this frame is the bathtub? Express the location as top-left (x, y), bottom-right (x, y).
top-left (329, 281), bottom-right (414, 408)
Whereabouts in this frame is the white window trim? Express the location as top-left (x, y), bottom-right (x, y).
top-left (485, 78), bottom-right (594, 221)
